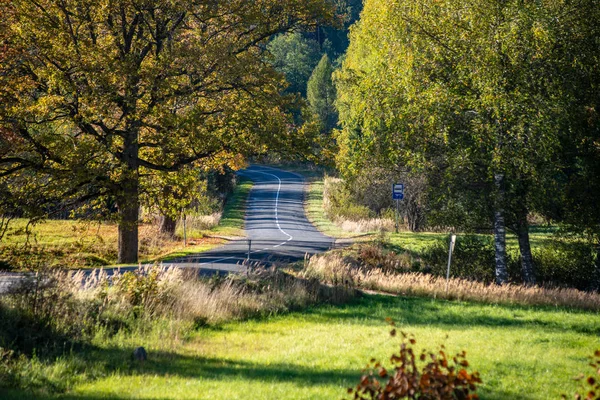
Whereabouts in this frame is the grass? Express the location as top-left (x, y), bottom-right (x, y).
top-left (0, 177), bottom-right (253, 270)
top-left (3, 294), bottom-right (598, 399)
top-left (208, 176), bottom-right (252, 238)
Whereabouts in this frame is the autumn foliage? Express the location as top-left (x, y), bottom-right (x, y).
top-left (347, 323), bottom-right (481, 400)
top-left (568, 350), bottom-right (600, 400)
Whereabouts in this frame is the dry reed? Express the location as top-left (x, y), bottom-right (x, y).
top-left (23, 264), bottom-right (354, 325)
top-left (302, 252), bottom-right (600, 311)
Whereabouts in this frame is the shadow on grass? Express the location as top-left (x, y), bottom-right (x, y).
top-left (0, 343), bottom-right (541, 400)
top-left (301, 294), bottom-right (600, 336)
top-left (1, 345), bottom-right (362, 399)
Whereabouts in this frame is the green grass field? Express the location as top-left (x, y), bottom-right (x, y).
top-left (2, 294), bottom-right (598, 400)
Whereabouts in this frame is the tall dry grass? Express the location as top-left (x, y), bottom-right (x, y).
top-left (6, 264), bottom-right (355, 327)
top-left (337, 218), bottom-right (395, 233)
top-left (178, 213), bottom-right (221, 232)
top-left (302, 252), bottom-right (600, 311)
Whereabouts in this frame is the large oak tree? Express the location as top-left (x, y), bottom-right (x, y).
top-left (0, 0), bottom-right (335, 263)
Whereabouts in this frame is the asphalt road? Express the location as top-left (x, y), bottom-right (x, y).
top-left (163, 164), bottom-right (335, 273)
top-left (0, 165), bottom-right (334, 291)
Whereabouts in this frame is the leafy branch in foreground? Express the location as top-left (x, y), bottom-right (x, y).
top-left (347, 323), bottom-right (481, 400)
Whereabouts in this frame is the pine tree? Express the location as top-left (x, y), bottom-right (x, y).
top-left (307, 54), bottom-right (338, 132)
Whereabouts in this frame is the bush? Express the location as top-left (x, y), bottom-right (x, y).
top-left (568, 349), bottom-right (600, 400)
top-left (531, 242), bottom-right (596, 291)
top-left (324, 177), bottom-right (375, 221)
top-left (357, 244), bottom-right (414, 274)
top-left (421, 235), bottom-right (496, 283)
top-left (420, 234), bottom-right (597, 289)
top-left (347, 325), bottom-right (481, 400)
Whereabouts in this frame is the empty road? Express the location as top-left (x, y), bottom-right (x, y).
top-left (164, 165), bottom-right (334, 273)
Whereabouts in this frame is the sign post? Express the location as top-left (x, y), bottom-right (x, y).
top-left (445, 234), bottom-right (457, 294)
top-left (392, 184), bottom-right (404, 233)
top-left (182, 209), bottom-right (187, 247)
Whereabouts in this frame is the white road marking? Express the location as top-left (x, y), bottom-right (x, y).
top-left (246, 169), bottom-right (294, 247)
top-left (197, 168), bottom-right (295, 266)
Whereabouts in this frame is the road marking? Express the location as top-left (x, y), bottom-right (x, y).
top-left (246, 169), bottom-right (294, 247)
top-left (195, 167), bottom-right (296, 267)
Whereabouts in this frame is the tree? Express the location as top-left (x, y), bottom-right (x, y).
top-left (267, 32), bottom-right (321, 97)
top-left (307, 54), bottom-right (338, 132)
top-left (0, 0), bottom-right (334, 263)
top-left (548, 0), bottom-right (600, 289)
top-left (336, 0), bottom-right (584, 285)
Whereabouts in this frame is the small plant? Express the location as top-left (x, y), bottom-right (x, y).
top-left (347, 323), bottom-right (481, 400)
top-left (566, 349), bottom-right (600, 400)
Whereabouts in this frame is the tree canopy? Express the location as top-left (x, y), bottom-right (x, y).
top-left (0, 0), bottom-right (336, 262)
top-left (335, 0), bottom-right (600, 285)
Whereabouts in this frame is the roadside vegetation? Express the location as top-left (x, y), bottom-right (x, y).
top-left (0, 265), bottom-right (355, 398)
top-left (0, 176), bottom-right (252, 270)
top-left (1, 266), bottom-right (597, 399)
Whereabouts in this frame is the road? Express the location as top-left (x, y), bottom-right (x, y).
top-left (0, 165), bottom-right (334, 291)
top-left (164, 165), bottom-right (334, 273)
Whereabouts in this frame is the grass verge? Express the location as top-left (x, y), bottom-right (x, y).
top-left (208, 176), bottom-right (252, 238)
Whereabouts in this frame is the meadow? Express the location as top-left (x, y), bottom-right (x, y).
top-left (2, 293), bottom-right (598, 399)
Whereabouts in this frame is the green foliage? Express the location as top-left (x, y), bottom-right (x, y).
top-left (419, 235), bottom-right (596, 289)
top-left (307, 54), bottom-right (338, 132)
top-left (324, 177), bottom-right (375, 220)
top-left (267, 32), bottom-right (321, 97)
top-left (348, 328), bottom-right (481, 400)
top-left (0, 0), bottom-right (336, 262)
top-left (530, 242), bottom-right (597, 291)
top-left (334, 0), bottom-right (600, 282)
top-left (422, 235), bottom-right (497, 284)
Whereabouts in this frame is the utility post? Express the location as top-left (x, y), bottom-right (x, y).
top-left (392, 183), bottom-right (404, 233)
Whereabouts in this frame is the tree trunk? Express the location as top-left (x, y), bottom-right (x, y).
top-left (117, 132), bottom-right (140, 264)
top-left (160, 214), bottom-right (177, 237)
top-left (516, 210), bottom-right (536, 285)
top-left (117, 174), bottom-right (139, 264)
top-left (494, 173), bottom-right (508, 285)
top-left (592, 237), bottom-right (600, 292)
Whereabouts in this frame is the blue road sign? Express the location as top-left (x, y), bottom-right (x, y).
top-left (393, 183), bottom-right (404, 200)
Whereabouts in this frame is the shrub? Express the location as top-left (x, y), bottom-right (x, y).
top-left (357, 244), bottom-right (413, 274)
top-left (421, 235), bottom-right (496, 283)
top-left (324, 177), bottom-right (375, 221)
top-left (347, 325), bottom-right (481, 400)
top-left (531, 242), bottom-right (596, 291)
top-left (567, 349), bottom-right (600, 400)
